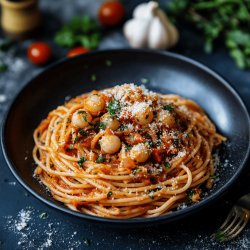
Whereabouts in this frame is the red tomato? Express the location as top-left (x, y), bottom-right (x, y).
top-left (67, 47), bottom-right (89, 58)
top-left (98, 1), bottom-right (125, 27)
top-left (27, 42), bottom-right (52, 65)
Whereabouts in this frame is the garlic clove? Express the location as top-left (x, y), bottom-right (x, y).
top-left (123, 19), bottom-right (150, 48)
top-left (156, 9), bottom-right (179, 48)
top-left (148, 17), bottom-right (169, 49)
top-left (133, 1), bottom-right (158, 19)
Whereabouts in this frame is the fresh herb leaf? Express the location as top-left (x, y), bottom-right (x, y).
top-left (149, 191), bottom-right (155, 199)
top-left (96, 155), bottom-right (105, 163)
top-left (91, 74), bottom-right (96, 82)
top-left (132, 168), bottom-right (142, 175)
top-left (107, 191), bottom-right (113, 198)
top-left (69, 144), bottom-right (74, 150)
top-left (77, 110), bottom-right (85, 114)
top-left (119, 124), bottom-right (128, 131)
top-left (54, 16), bottom-right (101, 49)
top-left (79, 129), bottom-right (88, 136)
top-left (141, 78), bottom-right (150, 84)
top-left (82, 115), bottom-right (87, 122)
top-left (165, 162), bottom-right (171, 169)
top-left (107, 100), bottom-right (121, 117)
top-left (78, 157), bottom-right (86, 167)
top-left (105, 59), bottom-right (112, 67)
top-left (187, 189), bottom-right (196, 200)
top-left (73, 136), bottom-right (79, 144)
top-left (99, 122), bottom-right (107, 130)
top-left (39, 212), bottom-right (48, 219)
top-left (163, 105), bottom-right (174, 112)
top-left (125, 145), bottom-right (131, 152)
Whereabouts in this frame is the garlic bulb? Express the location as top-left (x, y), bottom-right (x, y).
top-left (123, 1), bottom-right (179, 50)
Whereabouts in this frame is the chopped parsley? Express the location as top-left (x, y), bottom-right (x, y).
top-left (77, 110), bottom-right (85, 114)
top-left (165, 162), bottom-right (171, 169)
top-left (82, 115), bottom-right (87, 122)
top-left (119, 124), bottom-right (128, 131)
top-left (187, 189), bottom-right (196, 200)
top-left (132, 168), bottom-right (142, 175)
top-left (107, 100), bottom-right (121, 117)
top-left (163, 104), bottom-right (174, 112)
top-left (125, 145), bottom-right (131, 152)
top-left (39, 212), bottom-right (48, 219)
top-left (79, 129), bottom-right (88, 136)
top-left (96, 155), bottom-right (105, 163)
top-left (91, 74), bottom-right (96, 82)
top-left (149, 191), bottom-right (155, 199)
top-left (105, 59), bottom-right (112, 67)
top-left (99, 122), bottom-right (107, 130)
top-left (69, 144), bottom-right (74, 150)
top-left (73, 136), bottom-right (79, 144)
top-left (107, 191), bottom-right (113, 198)
top-left (141, 77), bottom-right (149, 84)
top-left (78, 157), bottom-right (86, 167)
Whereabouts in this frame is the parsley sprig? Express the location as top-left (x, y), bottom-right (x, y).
top-left (168, 0), bottom-right (250, 69)
top-left (54, 16), bottom-right (101, 49)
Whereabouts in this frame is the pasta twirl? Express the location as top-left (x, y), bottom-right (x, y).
top-left (33, 84), bottom-right (225, 218)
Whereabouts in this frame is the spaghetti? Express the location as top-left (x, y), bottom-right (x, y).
top-left (33, 84), bottom-right (225, 218)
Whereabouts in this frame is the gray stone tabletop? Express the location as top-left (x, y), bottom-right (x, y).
top-left (0, 1), bottom-right (250, 249)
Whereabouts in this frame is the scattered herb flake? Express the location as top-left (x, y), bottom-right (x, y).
top-left (149, 191), bottom-right (155, 199)
top-left (79, 129), bottom-right (88, 136)
top-left (99, 122), bottom-right (107, 130)
top-left (125, 145), bottom-right (131, 152)
top-left (163, 105), bottom-right (174, 112)
top-left (141, 77), bottom-right (149, 84)
top-left (77, 110), bottom-right (85, 114)
top-left (132, 168), bottom-right (142, 175)
top-left (119, 124), bottom-right (128, 131)
top-left (107, 191), bottom-right (113, 198)
top-left (91, 74), bottom-right (96, 82)
top-left (107, 100), bottom-right (121, 117)
top-left (78, 157), bottom-right (86, 167)
top-left (96, 155), bottom-right (105, 163)
top-left (187, 189), bottom-right (196, 200)
top-left (165, 162), bottom-right (171, 169)
top-left (82, 115), bottom-right (87, 122)
top-left (39, 212), bottom-right (48, 219)
top-left (105, 59), bottom-right (112, 66)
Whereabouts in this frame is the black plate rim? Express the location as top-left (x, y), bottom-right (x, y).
top-left (1, 49), bottom-right (250, 225)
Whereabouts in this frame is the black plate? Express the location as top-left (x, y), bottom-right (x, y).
top-left (1, 49), bottom-right (250, 226)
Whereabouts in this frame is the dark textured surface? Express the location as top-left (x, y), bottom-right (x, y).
top-left (1, 0), bottom-right (250, 249)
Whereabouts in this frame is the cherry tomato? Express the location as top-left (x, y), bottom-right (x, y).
top-left (27, 42), bottom-right (52, 65)
top-left (98, 1), bottom-right (125, 27)
top-left (67, 47), bottom-right (89, 58)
